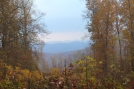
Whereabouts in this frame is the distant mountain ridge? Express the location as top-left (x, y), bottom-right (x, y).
top-left (43, 41), bottom-right (89, 53)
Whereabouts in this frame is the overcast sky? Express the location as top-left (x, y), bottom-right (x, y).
top-left (34, 0), bottom-right (88, 42)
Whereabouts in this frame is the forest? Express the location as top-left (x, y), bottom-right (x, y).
top-left (0, 0), bottom-right (134, 89)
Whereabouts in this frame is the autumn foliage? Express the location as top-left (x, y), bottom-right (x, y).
top-left (0, 0), bottom-right (134, 89)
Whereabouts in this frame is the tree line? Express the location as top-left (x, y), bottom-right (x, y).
top-left (0, 0), bottom-right (47, 70)
top-left (86, 0), bottom-right (134, 73)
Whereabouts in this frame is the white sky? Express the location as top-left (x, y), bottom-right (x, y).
top-left (34, 0), bottom-right (87, 42)
top-left (39, 32), bottom-right (87, 42)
